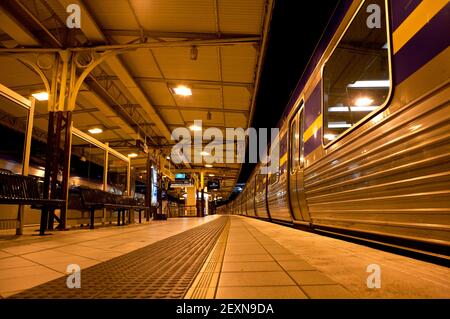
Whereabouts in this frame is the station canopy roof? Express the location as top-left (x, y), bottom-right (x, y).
top-left (0, 0), bottom-right (273, 198)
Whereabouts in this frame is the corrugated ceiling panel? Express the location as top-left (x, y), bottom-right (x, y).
top-left (152, 46), bottom-right (219, 80)
top-left (174, 88), bottom-right (221, 108)
top-left (85, 0), bottom-right (138, 30)
top-left (121, 49), bottom-right (161, 77)
top-left (218, 0), bottom-right (265, 34)
top-left (131, 0), bottom-right (216, 33)
top-left (221, 45), bottom-right (258, 82)
top-left (181, 110), bottom-right (224, 126)
top-left (140, 82), bottom-right (175, 106)
top-left (159, 109), bottom-right (184, 125)
top-left (0, 57), bottom-right (42, 87)
top-left (224, 113), bottom-right (247, 128)
top-left (223, 87), bottom-right (251, 110)
top-left (95, 130), bottom-right (118, 141)
top-left (72, 113), bottom-right (100, 127)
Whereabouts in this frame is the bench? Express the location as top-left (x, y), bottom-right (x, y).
top-left (0, 170), bottom-right (65, 235)
top-left (70, 187), bottom-right (149, 229)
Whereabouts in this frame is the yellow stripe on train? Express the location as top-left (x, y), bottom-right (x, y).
top-left (303, 114), bottom-right (323, 142)
top-left (393, 0), bottom-right (448, 54)
top-left (279, 153), bottom-right (288, 166)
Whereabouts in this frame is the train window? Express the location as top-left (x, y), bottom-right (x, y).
top-left (323, 0), bottom-right (390, 145)
top-left (290, 107), bottom-right (304, 171)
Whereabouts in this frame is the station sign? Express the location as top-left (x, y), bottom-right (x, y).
top-left (170, 179), bottom-right (194, 188)
top-left (175, 173), bottom-right (187, 180)
top-left (207, 180), bottom-right (220, 190)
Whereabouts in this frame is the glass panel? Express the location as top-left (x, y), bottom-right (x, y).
top-left (299, 109), bottom-right (304, 167)
top-left (0, 94), bottom-right (29, 173)
top-left (290, 119), bottom-right (299, 171)
top-left (323, 0), bottom-right (390, 144)
top-left (70, 135), bottom-right (105, 189)
top-left (108, 154), bottom-right (128, 195)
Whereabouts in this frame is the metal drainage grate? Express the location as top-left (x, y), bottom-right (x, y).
top-left (11, 216), bottom-right (228, 299)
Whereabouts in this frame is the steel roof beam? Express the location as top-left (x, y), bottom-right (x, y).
top-left (0, 5), bottom-right (40, 46)
top-left (56, 0), bottom-right (172, 143)
top-left (156, 104), bottom-right (248, 115)
top-left (103, 29), bottom-right (260, 40)
top-left (94, 75), bottom-right (253, 88)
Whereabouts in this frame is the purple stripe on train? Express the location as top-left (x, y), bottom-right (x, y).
top-left (305, 82), bottom-right (321, 128)
top-left (393, 3), bottom-right (450, 85)
top-left (304, 127), bottom-right (322, 156)
top-left (390, 0), bottom-right (422, 31)
top-left (279, 133), bottom-right (287, 155)
top-left (279, 0), bottom-right (353, 125)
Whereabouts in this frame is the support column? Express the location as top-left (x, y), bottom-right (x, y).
top-left (59, 113), bottom-right (72, 230)
top-left (43, 111), bottom-right (72, 231)
top-left (200, 188), bottom-right (205, 217)
top-left (19, 50), bottom-right (122, 234)
top-left (145, 154), bottom-right (151, 221)
top-left (41, 112), bottom-right (55, 234)
top-left (103, 142), bottom-right (109, 224)
top-left (127, 160), bottom-right (131, 196)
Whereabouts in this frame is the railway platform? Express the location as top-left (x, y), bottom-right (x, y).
top-left (1, 215), bottom-right (449, 299)
top-left (0, 0), bottom-right (449, 315)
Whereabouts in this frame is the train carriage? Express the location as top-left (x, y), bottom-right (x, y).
top-left (230, 0), bottom-right (450, 256)
top-left (254, 166), bottom-right (270, 219)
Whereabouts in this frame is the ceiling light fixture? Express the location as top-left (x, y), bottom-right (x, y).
top-left (88, 127), bottom-right (103, 134)
top-left (31, 92), bottom-right (49, 101)
top-left (328, 106), bottom-right (350, 112)
top-left (189, 124), bottom-right (202, 131)
top-left (190, 45), bottom-right (198, 61)
top-left (348, 80), bottom-right (390, 88)
top-left (173, 85), bottom-right (192, 96)
top-left (205, 164), bottom-right (213, 168)
top-left (354, 97), bottom-right (374, 107)
top-left (328, 122), bottom-right (352, 129)
top-left (128, 153), bottom-right (138, 158)
top-left (350, 106), bottom-right (377, 112)
top-left (324, 134), bottom-right (337, 140)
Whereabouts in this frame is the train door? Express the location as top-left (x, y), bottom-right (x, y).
top-left (288, 108), bottom-right (302, 220)
top-left (295, 108), bottom-right (310, 221)
top-left (288, 105), bottom-right (310, 221)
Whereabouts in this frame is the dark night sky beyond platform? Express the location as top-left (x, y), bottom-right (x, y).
top-left (237, 0), bottom-right (340, 184)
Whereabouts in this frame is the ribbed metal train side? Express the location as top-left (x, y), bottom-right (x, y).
top-left (304, 81), bottom-right (450, 247)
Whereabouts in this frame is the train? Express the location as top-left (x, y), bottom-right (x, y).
top-left (221, 0), bottom-right (450, 258)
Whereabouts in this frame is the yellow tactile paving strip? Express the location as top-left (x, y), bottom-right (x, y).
top-left (0, 215), bottom-right (221, 298)
top-left (185, 218), bottom-right (230, 298)
top-left (9, 217), bottom-right (228, 299)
